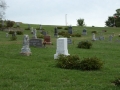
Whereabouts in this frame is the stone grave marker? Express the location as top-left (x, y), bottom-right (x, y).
top-left (54, 38), bottom-right (70, 59)
top-left (92, 33), bottom-right (96, 41)
top-left (32, 29), bottom-right (37, 39)
top-left (67, 38), bottom-right (72, 44)
top-left (20, 35), bottom-right (31, 56)
top-left (54, 27), bottom-right (58, 37)
top-left (6, 33), bottom-right (9, 37)
top-left (31, 27), bottom-right (33, 34)
top-left (41, 30), bottom-right (47, 36)
top-left (68, 25), bottom-right (72, 34)
top-left (109, 35), bottom-right (113, 41)
top-left (82, 28), bottom-right (87, 35)
top-left (44, 35), bottom-right (52, 45)
top-left (29, 38), bottom-right (43, 47)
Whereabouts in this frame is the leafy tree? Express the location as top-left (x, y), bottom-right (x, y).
top-left (77, 18), bottom-right (85, 26)
top-left (105, 8), bottom-right (120, 27)
top-left (0, 0), bottom-right (7, 20)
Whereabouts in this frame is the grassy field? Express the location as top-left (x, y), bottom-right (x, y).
top-left (0, 24), bottom-right (120, 90)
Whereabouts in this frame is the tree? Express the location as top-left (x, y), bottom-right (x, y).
top-left (0, 0), bottom-right (7, 20)
top-left (77, 18), bottom-right (85, 26)
top-left (105, 8), bottom-right (120, 27)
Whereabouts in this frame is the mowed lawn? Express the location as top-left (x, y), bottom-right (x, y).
top-left (0, 24), bottom-right (120, 90)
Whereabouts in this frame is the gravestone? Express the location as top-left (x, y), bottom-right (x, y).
top-left (41, 30), bottom-right (47, 36)
top-left (29, 38), bottom-right (43, 47)
top-left (40, 24), bottom-right (42, 30)
top-left (54, 38), bottom-right (70, 59)
top-left (32, 29), bottom-right (37, 39)
top-left (2, 21), bottom-right (4, 27)
top-left (16, 22), bottom-right (20, 27)
top-left (67, 38), bottom-right (72, 44)
top-left (28, 24), bottom-right (30, 29)
top-left (6, 33), bottom-right (9, 37)
top-left (68, 25), bottom-right (72, 34)
top-left (82, 28), bottom-right (87, 35)
top-left (109, 35), bottom-right (113, 41)
top-left (92, 33), bottom-right (96, 41)
top-left (54, 27), bottom-right (58, 37)
top-left (20, 35), bottom-right (31, 56)
top-left (31, 27), bottom-right (33, 34)
top-left (44, 35), bottom-right (52, 45)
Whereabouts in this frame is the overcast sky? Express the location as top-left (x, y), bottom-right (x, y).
top-left (5, 0), bottom-right (120, 27)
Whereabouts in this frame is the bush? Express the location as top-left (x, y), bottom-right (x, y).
top-left (37, 34), bottom-right (44, 38)
top-left (16, 31), bottom-right (23, 35)
top-left (56, 54), bottom-right (81, 69)
top-left (91, 31), bottom-right (97, 34)
top-left (25, 28), bottom-right (30, 30)
top-left (58, 31), bottom-right (66, 35)
top-left (78, 41), bottom-right (92, 49)
top-left (10, 35), bottom-right (17, 41)
top-left (112, 78), bottom-right (120, 86)
top-left (9, 31), bottom-right (14, 34)
top-left (75, 33), bottom-right (81, 37)
top-left (64, 27), bottom-right (68, 30)
top-left (80, 57), bottom-right (103, 70)
top-left (6, 20), bottom-right (15, 27)
top-left (57, 26), bottom-right (63, 29)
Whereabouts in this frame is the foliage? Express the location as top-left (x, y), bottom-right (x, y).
top-left (64, 27), bottom-right (68, 30)
top-left (25, 27), bottom-right (30, 30)
top-left (91, 31), bottom-right (97, 34)
top-left (78, 41), bottom-right (92, 49)
top-left (8, 31), bottom-right (14, 34)
top-left (105, 8), bottom-right (120, 27)
top-left (75, 33), bottom-right (81, 37)
top-left (80, 57), bottom-right (103, 70)
top-left (37, 34), bottom-right (44, 38)
top-left (57, 26), bottom-right (63, 29)
top-left (56, 54), bottom-right (81, 69)
top-left (77, 18), bottom-right (85, 26)
top-left (16, 31), bottom-right (23, 35)
top-left (10, 35), bottom-right (17, 41)
top-left (6, 20), bottom-right (15, 27)
top-left (112, 77), bottom-right (120, 86)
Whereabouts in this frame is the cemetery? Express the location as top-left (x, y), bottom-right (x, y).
top-left (0, 23), bottom-right (120, 89)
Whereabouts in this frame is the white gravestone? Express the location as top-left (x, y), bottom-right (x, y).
top-left (33, 29), bottom-right (37, 39)
top-left (6, 33), bottom-right (9, 37)
top-left (54, 38), bottom-right (70, 59)
top-left (20, 35), bottom-right (31, 56)
top-left (92, 33), bottom-right (96, 41)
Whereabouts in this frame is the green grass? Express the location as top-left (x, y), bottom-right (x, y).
top-left (0, 24), bottom-right (120, 90)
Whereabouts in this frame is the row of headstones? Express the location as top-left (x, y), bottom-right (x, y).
top-left (20, 35), bottom-right (69, 58)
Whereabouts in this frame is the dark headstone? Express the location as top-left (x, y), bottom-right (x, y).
top-left (82, 29), bottom-right (87, 35)
top-left (54, 27), bottom-right (58, 37)
top-left (41, 31), bottom-right (47, 36)
top-left (44, 35), bottom-right (52, 45)
top-left (29, 39), bottom-right (43, 47)
top-left (68, 26), bottom-right (72, 34)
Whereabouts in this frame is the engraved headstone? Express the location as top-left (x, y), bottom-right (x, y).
top-left (92, 33), bottom-right (96, 41)
top-left (54, 27), bottom-right (58, 37)
top-left (42, 30), bottom-right (47, 36)
top-left (6, 33), bottom-right (9, 37)
top-left (82, 28), bottom-right (87, 35)
top-left (29, 39), bottom-right (43, 47)
top-left (20, 35), bottom-right (31, 56)
top-left (67, 38), bottom-right (72, 44)
top-left (54, 38), bottom-right (70, 59)
top-left (109, 35), bottom-right (113, 41)
top-left (33, 29), bottom-right (37, 39)
top-left (44, 35), bottom-right (52, 45)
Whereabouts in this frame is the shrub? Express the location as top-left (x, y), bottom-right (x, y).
top-left (78, 41), bottom-right (92, 49)
top-left (37, 34), bottom-right (44, 38)
top-left (112, 78), bottom-right (120, 86)
top-left (91, 31), bottom-right (97, 34)
top-left (6, 20), bottom-right (15, 27)
top-left (75, 33), bottom-right (81, 37)
top-left (57, 26), bottom-right (63, 29)
top-left (10, 35), bottom-right (17, 41)
top-left (64, 27), bottom-right (68, 30)
top-left (9, 31), bottom-right (14, 34)
top-left (80, 57), bottom-right (103, 70)
top-left (56, 54), bottom-right (81, 69)
top-left (16, 31), bottom-right (23, 35)
top-left (25, 28), bottom-right (30, 30)
top-left (58, 31), bottom-right (66, 35)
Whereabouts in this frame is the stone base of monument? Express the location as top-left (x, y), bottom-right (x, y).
top-left (46, 42), bottom-right (52, 45)
top-left (20, 52), bottom-right (32, 56)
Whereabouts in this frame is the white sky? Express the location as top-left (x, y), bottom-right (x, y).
top-left (5, 0), bottom-right (120, 27)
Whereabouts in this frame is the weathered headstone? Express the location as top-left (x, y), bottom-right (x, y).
top-left (29, 38), bottom-right (43, 47)
top-left (54, 38), bottom-right (70, 59)
top-left (32, 29), bottom-right (37, 39)
top-left (41, 30), bottom-right (47, 36)
top-left (6, 33), bottom-right (9, 37)
top-left (54, 27), bottom-right (58, 37)
top-left (67, 38), bottom-right (72, 44)
top-left (44, 35), bottom-right (52, 45)
top-left (68, 25), bottom-right (72, 34)
top-left (16, 22), bottom-right (20, 27)
top-left (40, 24), bottom-right (42, 30)
top-left (20, 35), bottom-right (31, 56)
top-left (28, 24), bottom-right (30, 29)
top-left (31, 27), bottom-right (33, 34)
top-left (82, 28), bottom-right (87, 35)
top-left (109, 35), bottom-right (113, 41)
top-left (92, 33), bottom-right (96, 41)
